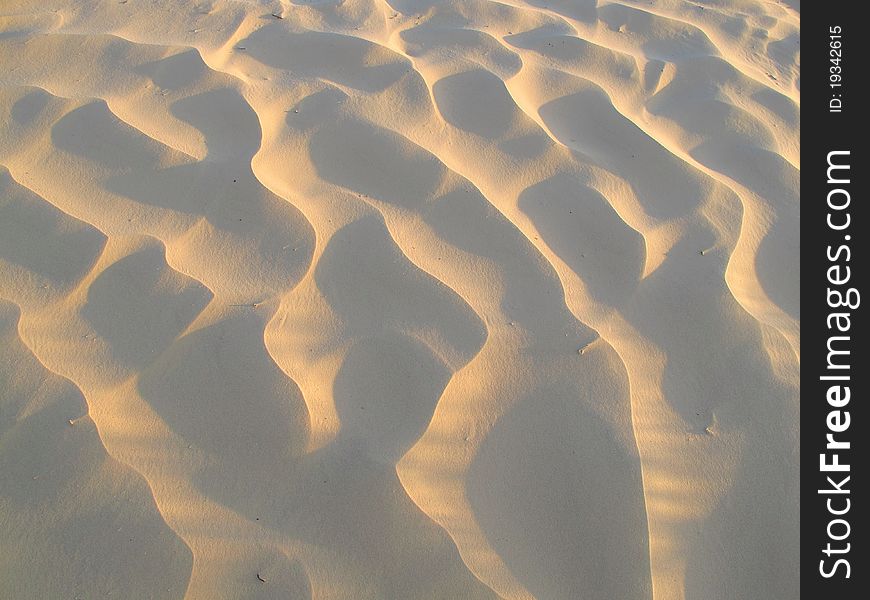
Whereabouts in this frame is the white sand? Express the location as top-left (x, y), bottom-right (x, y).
top-left (0, 0), bottom-right (799, 598)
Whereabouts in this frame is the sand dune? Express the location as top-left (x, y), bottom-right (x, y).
top-left (1, 0), bottom-right (799, 598)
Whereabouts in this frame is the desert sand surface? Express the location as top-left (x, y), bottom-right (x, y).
top-left (0, 0), bottom-right (799, 598)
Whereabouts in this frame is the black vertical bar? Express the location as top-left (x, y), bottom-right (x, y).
top-left (803, 1), bottom-right (865, 596)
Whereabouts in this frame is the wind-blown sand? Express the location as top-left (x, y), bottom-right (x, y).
top-left (1, 0), bottom-right (799, 598)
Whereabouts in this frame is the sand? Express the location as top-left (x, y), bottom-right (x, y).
top-left (0, 0), bottom-right (799, 598)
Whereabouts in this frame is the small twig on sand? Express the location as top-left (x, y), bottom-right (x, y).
top-left (578, 337), bottom-right (600, 355)
top-left (256, 573), bottom-right (266, 583)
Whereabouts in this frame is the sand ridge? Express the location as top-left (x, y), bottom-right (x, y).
top-left (1, 1), bottom-right (799, 598)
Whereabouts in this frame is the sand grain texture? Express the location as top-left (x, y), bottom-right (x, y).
top-left (0, 1), bottom-right (799, 598)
